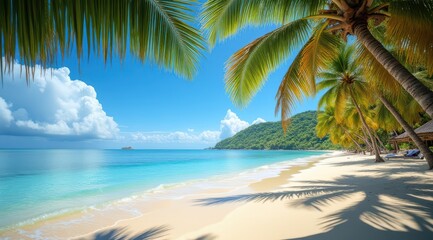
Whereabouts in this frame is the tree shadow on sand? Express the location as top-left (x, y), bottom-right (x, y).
top-left (191, 234), bottom-right (217, 240)
top-left (330, 157), bottom-right (431, 171)
top-left (91, 225), bottom-right (169, 240)
top-left (196, 163), bottom-right (433, 239)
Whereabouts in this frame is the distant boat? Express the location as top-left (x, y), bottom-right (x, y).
top-left (121, 146), bottom-right (133, 150)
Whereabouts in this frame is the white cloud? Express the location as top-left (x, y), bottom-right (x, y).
top-left (128, 110), bottom-right (265, 146)
top-left (252, 117), bottom-right (266, 125)
top-left (0, 98), bottom-right (13, 126)
top-left (199, 130), bottom-right (221, 142)
top-left (0, 60), bottom-right (119, 139)
top-left (219, 109), bottom-right (250, 139)
top-left (130, 130), bottom-right (220, 144)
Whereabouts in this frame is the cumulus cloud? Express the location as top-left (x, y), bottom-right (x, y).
top-left (129, 109), bottom-right (265, 146)
top-left (252, 117), bottom-right (266, 125)
top-left (0, 60), bottom-right (119, 139)
top-left (219, 109), bottom-right (250, 139)
top-left (0, 98), bottom-right (13, 126)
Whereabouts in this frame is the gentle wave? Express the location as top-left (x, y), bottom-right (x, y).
top-left (1, 150), bottom-right (337, 236)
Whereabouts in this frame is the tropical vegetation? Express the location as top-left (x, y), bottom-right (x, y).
top-left (0, 0), bottom-right (205, 81)
top-left (1, 1), bottom-right (433, 168)
top-left (201, 0), bottom-right (433, 168)
top-left (316, 44), bottom-right (433, 167)
top-left (214, 111), bottom-right (337, 150)
top-left (201, 0), bottom-right (433, 118)
top-left (316, 45), bottom-right (384, 162)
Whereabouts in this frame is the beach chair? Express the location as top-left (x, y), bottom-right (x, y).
top-left (385, 149), bottom-right (423, 160)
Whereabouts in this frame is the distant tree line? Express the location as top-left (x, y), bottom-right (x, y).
top-left (214, 111), bottom-right (338, 150)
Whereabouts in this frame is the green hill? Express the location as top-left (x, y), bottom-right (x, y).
top-left (214, 111), bottom-right (338, 150)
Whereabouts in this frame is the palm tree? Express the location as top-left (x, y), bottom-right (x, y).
top-left (201, 0), bottom-right (433, 120)
top-left (0, 0), bottom-right (205, 81)
top-left (317, 45), bottom-right (384, 162)
top-left (323, 43), bottom-right (433, 168)
top-left (342, 103), bottom-right (375, 153)
top-left (360, 45), bottom-right (433, 169)
top-left (377, 93), bottom-right (433, 169)
top-left (317, 106), bottom-right (365, 152)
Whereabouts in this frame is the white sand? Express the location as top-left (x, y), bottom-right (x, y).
top-left (177, 154), bottom-right (433, 239)
top-left (3, 152), bottom-right (433, 240)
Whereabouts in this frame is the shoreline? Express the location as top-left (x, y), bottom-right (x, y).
top-left (1, 151), bottom-right (338, 239)
top-left (73, 152), bottom-right (342, 240)
top-left (3, 151), bottom-right (432, 239)
top-left (179, 153), bottom-right (433, 240)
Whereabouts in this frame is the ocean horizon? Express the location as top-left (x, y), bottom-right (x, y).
top-left (0, 149), bottom-right (327, 231)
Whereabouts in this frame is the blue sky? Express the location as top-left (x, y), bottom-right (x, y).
top-left (0, 25), bottom-right (322, 149)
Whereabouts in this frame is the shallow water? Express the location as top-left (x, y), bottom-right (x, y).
top-left (0, 149), bottom-right (326, 230)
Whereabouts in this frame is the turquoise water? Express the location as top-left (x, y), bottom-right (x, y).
top-left (0, 149), bottom-right (325, 229)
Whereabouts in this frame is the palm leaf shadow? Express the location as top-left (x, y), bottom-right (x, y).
top-left (91, 225), bottom-right (169, 240)
top-left (191, 234), bottom-right (217, 240)
top-left (196, 169), bottom-right (433, 239)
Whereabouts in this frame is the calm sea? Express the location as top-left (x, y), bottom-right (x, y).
top-left (0, 149), bottom-right (326, 230)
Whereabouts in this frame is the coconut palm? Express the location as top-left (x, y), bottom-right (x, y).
top-left (377, 93), bottom-right (433, 169)
top-left (317, 106), bottom-right (365, 151)
top-left (317, 45), bottom-right (384, 162)
top-left (322, 43), bottom-right (433, 167)
top-left (343, 102), bottom-right (376, 153)
top-left (355, 46), bottom-right (433, 168)
top-left (360, 45), bottom-right (433, 168)
top-left (0, 0), bottom-right (205, 81)
top-left (201, 0), bottom-right (433, 120)
top-left (372, 71), bottom-right (433, 169)
top-left (373, 89), bottom-right (425, 135)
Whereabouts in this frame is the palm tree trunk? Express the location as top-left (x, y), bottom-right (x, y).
top-left (351, 130), bottom-right (367, 144)
top-left (377, 93), bottom-right (433, 169)
top-left (360, 125), bottom-right (373, 155)
top-left (342, 127), bottom-right (364, 151)
top-left (359, 126), bottom-right (373, 154)
top-left (348, 127), bottom-right (368, 154)
top-left (373, 131), bottom-right (386, 152)
top-left (350, 91), bottom-right (384, 162)
top-left (347, 133), bottom-right (362, 152)
top-left (353, 20), bottom-right (433, 119)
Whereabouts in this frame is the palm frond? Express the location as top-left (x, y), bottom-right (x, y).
top-left (414, 71), bottom-right (433, 89)
top-left (275, 22), bottom-right (342, 129)
top-left (356, 39), bottom-right (428, 125)
top-left (386, 0), bottom-right (433, 75)
top-left (275, 49), bottom-right (308, 129)
top-left (318, 72), bottom-right (340, 79)
top-left (355, 42), bottom-right (402, 97)
top-left (334, 85), bottom-right (348, 123)
top-left (129, 0), bottom-right (205, 78)
top-left (375, 99), bottom-right (401, 132)
top-left (298, 22), bottom-right (343, 92)
top-left (318, 85), bottom-right (337, 109)
top-left (200, 0), bottom-right (328, 47)
top-left (0, 0), bottom-right (205, 81)
top-left (0, 0), bottom-right (55, 80)
top-left (316, 107), bottom-right (336, 138)
top-left (317, 79), bottom-right (339, 91)
top-left (225, 19), bottom-right (311, 107)
top-left (392, 91), bottom-right (424, 125)
top-left (350, 80), bottom-right (371, 104)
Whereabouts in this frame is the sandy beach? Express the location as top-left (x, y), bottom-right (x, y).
top-left (3, 152), bottom-right (433, 240)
